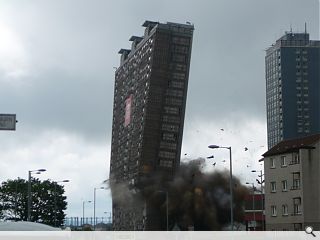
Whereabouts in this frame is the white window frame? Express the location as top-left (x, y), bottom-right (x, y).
top-left (282, 204), bottom-right (288, 216)
top-left (270, 158), bottom-right (275, 168)
top-left (271, 205), bottom-right (277, 216)
top-left (282, 180), bottom-right (287, 191)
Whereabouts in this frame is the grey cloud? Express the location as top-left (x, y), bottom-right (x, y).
top-left (0, 0), bottom-right (318, 141)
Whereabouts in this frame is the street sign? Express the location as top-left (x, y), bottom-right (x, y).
top-left (0, 114), bottom-right (16, 130)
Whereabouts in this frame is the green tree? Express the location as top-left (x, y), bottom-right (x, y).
top-left (0, 178), bottom-right (68, 227)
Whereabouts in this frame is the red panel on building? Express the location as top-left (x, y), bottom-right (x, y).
top-left (124, 95), bottom-right (133, 127)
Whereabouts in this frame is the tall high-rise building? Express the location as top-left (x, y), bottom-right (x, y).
top-left (265, 31), bottom-right (320, 149)
top-left (110, 21), bottom-right (194, 230)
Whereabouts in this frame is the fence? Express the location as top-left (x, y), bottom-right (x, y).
top-left (64, 217), bottom-right (112, 227)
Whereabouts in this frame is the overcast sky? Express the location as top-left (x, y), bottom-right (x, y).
top-left (0, 0), bottom-right (318, 218)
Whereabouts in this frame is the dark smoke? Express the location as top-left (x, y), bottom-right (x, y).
top-left (111, 158), bottom-right (248, 230)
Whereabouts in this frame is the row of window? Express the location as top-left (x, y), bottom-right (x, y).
top-left (159, 141), bottom-right (177, 150)
top-left (165, 97), bottom-right (183, 106)
top-left (164, 106), bottom-right (180, 115)
top-left (159, 159), bottom-right (173, 168)
top-left (166, 89), bottom-right (184, 97)
top-left (269, 154), bottom-right (300, 168)
top-left (162, 115), bottom-right (180, 124)
top-left (172, 36), bottom-right (190, 45)
top-left (271, 198), bottom-right (302, 217)
top-left (159, 150), bottom-right (176, 159)
top-left (270, 177), bottom-right (300, 192)
top-left (162, 124), bottom-right (179, 132)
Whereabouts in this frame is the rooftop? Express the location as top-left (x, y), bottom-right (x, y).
top-left (262, 134), bottom-right (320, 157)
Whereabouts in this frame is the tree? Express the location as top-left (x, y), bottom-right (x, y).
top-left (0, 178), bottom-right (68, 227)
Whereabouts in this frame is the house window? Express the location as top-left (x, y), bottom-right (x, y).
top-left (282, 204), bottom-right (288, 216)
top-left (281, 156), bottom-right (286, 167)
top-left (270, 158), bottom-right (275, 168)
top-left (271, 205), bottom-right (277, 216)
top-left (271, 182), bottom-right (276, 192)
top-left (282, 180), bottom-right (288, 191)
top-left (292, 172), bottom-right (301, 190)
top-left (293, 198), bottom-right (302, 215)
top-left (291, 153), bottom-right (300, 164)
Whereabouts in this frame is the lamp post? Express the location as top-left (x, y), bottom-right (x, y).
top-left (82, 200), bottom-right (92, 225)
top-left (156, 190), bottom-right (168, 231)
top-left (27, 169), bottom-right (46, 222)
top-left (208, 145), bottom-right (233, 230)
top-left (93, 187), bottom-right (107, 230)
top-left (252, 169), bottom-right (265, 230)
top-left (54, 180), bottom-right (70, 227)
top-left (246, 182), bottom-right (256, 231)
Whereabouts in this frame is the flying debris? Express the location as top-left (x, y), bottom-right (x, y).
top-left (246, 165), bottom-right (250, 168)
top-left (244, 147), bottom-right (248, 151)
top-left (212, 162), bottom-right (216, 166)
top-left (207, 155), bottom-right (214, 159)
top-left (222, 160), bottom-right (226, 163)
top-left (256, 179), bottom-right (265, 184)
top-left (220, 128), bottom-right (224, 131)
top-left (184, 153), bottom-right (187, 156)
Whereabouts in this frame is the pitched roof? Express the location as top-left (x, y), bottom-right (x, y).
top-left (262, 134), bottom-right (320, 157)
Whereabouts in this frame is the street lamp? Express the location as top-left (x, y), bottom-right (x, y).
top-left (93, 187), bottom-right (107, 230)
top-left (246, 182), bottom-right (256, 231)
top-left (252, 169), bottom-right (265, 230)
top-left (54, 180), bottom-right (70, 227)
top-left (208, 145), bottom-right (234, 230)
top-left (156, 190), bottom-right (169, 231)
top-left (27, 169), bottom-right (46, 222)
top-left (82, 200), bottom-right (92, 225)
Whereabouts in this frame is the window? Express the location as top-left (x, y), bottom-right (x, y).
top-left (282, 180), bottom-right (288, 191)
top-left (271, 205), bottom-right (277, 216)
top-left (169, 80), bottom-right (184, 89)
top-left (158, 151), bottom-right (176, 159)
top-left (165, 97), bottom-right (183, 106)
top-left (292, 172), bottom-right (301, 190)
top-left (172, 54), bottom-right (186, 63)
top-left (172, 72), bottom-right (185, 80)
top-left (159, 141), bottom-right (177, 150)
top-left (164, 106), bottom-right (179, 115)
top-left (159, 159), bottom-right (173, 168)
top-left (162, 124), bottom-right (179, 132)
top-left (271, 182), bottom-right (276, 192)
top-left (282, 204), bottom-right (288, 216)
top-left (293, 198), bottom-right (302, 215)
top-left (162, 133), bottom-right (175, 141)
top-left (281, 156), bottom-right (287, 167)
top-left (291, 153), bottom-right (300, 164)
top-left (270, 158), bottom-right (275, 168)
top-left (163, 115), bottom-right (180, 123)
top-left (166, 89), bottom-right (183, 97)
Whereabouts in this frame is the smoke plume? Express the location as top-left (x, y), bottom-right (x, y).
top-left (110, 158), bottom-right (248, 230)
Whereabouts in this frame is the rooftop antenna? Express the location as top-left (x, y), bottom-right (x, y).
top-left (290, 23), bottom-right (293, 33)
top-left (305, 22), bottom-right (307, 34)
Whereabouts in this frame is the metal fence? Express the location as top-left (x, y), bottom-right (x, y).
top-left (64, 217), bottom-right (112, 227)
